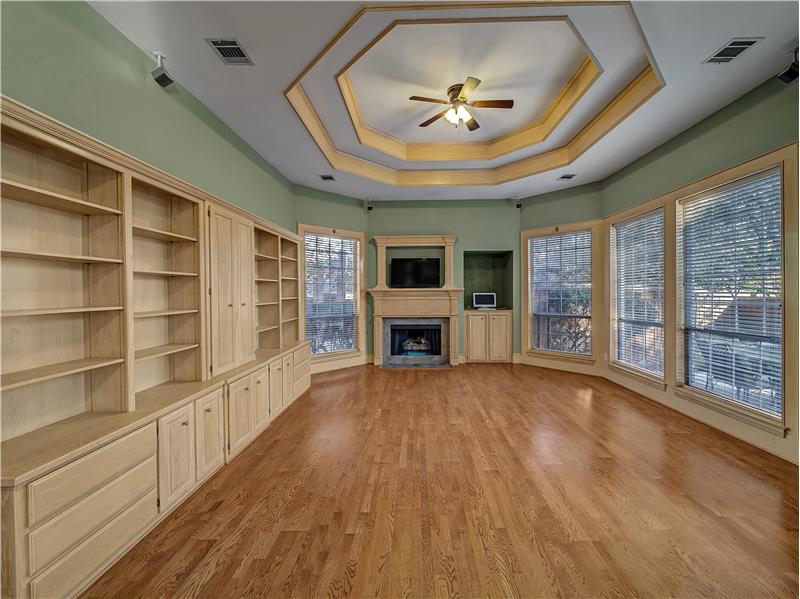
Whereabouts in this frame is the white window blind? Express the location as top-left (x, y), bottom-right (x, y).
top-left (529, 230), bottom-right (592, 355)
top-left (304, 233), bottom-right (359, 355)
top-left (678, 168), bottom-right (782, 418)
top-left (611, 210), bottom-right (664, 376)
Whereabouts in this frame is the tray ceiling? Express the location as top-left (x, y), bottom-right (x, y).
top-left (90, 1), bottom-right (798, 201)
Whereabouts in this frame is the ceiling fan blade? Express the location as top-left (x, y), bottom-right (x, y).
top-left (409, 95), bottom-right (449, 104)
top-left (465, 115), bottom-right (480, 131)
top-left (470, 99), bottom-right (514, 109)
top-left (458, 76), bottom-right (481, 101)
top-left (419, 109), bottom-right (448, 127)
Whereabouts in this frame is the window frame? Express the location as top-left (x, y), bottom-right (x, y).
top-left (521, 220), bottom-right (602, 365)
top-left (609, 207), bottom-right (666, 383)
top-left (674, 166), bottom-right (787, 432)
top-left (298, 223), bottom-right (366, 364)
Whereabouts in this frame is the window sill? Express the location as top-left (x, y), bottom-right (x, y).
top-left (311, 349), bottom-right (363, 364)
top-left (525, 349), bottom-right (595, 366)
top-left (608, 362), bottom-right (667, 391)
top-left (673, 385), bottom-right (787, 437)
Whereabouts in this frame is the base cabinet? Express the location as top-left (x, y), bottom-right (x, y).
top-left (252, 366), bottom-right (270, 432)
top-left (157, 405), bottom-right (196, 512)
top-left (282, 355), bottom-right (294, 406)
top-left (226, 377), bottom-right (253, 459)
top-left (195, 389), bottom-right (225, 483)
top-left (269, 359), bottom-right (283, 418)
top-left (465, 310), bottom-right (513, 363)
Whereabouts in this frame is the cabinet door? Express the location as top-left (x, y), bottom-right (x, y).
top-left (282, 355), bottom-right (294, 406)
top-left (252, 366), bottom-right (270, 431)
top-left (227, 377), bottom-right (253, 458)
top-left (466, 313), bottom-right (488, 362)
top-left (209, 208), bottom-right (236, 375)
top-left (488, 313), bottom-right (512, 362)
top-left (234, 217), bottom-right (255, 365)
top-left (195, 389), bottom-right (224, 483)
top-left (269, 359), bottom-right (283, 418)
top-left (157, 404), bottom-right (196, 512)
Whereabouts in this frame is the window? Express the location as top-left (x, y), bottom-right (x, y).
top-left (611, 210), bottom-right (664, 376)
top-left (528, 230), bottom-right (592, 355)
top-left (678, 168), bottom-right (782, 418)
top-left (304, 232), bottom-right (360, 355)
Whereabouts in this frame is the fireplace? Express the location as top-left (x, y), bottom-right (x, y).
top-left (381, 317), bottom-right (449, 367)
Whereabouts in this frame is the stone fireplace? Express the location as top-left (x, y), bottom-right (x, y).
top-left (382, 318), bottom-right (449, 367)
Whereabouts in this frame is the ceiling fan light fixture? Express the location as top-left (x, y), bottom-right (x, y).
top-left (444, 103), bottom-right (471, 125)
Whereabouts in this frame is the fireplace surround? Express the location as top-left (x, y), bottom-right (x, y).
top-left (382, 318), bottom-right (449, 367)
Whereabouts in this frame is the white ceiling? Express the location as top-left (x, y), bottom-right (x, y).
top-left (349, 20), bottom-right (587, 142)
top-left (90, 1), bottom-right (798, 202)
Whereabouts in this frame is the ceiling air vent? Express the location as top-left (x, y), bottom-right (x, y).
top-left (557, 174), bottom-right (576, 181)
top-left (205, 38), bottom-right (253, 65)
top-left (703, 38), bottom-right (762, 64)
top-left (320, 174), bottom-right (335, 181)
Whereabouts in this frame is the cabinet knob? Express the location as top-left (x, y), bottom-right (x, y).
top-left (245, 386), bottom-right (249, 391)
top-left (228, 303), bottom-right (233, 308)
top-left (241, 302), bottom-right (246, 306)
top-left (182, 421), bottom-right (189, 427)
top-left (205, 408), bottom-right (212, 413)
top-left (257, 380), bottom-right (261, 385)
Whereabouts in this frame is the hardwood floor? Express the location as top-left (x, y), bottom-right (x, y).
top-left (82, 364), bottom-right (798, 599)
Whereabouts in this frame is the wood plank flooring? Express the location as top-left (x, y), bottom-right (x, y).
top-left (82, 364), bottom-right (798, 599)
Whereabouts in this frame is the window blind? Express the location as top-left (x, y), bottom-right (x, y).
top-left (529, 230), bottom-right (592, 355)
top-left (611, 210), bottom-right (664, 376)
top-left (678, 168), bottom-right (782, 417)
top-left (304, 233), bottom-right (359, 355)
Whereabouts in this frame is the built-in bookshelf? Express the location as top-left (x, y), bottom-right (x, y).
top-left (280, 237), bottom-right (300, 345)
top-left (130, 179), bottom-right (203, 394)
top-left (255, 225), bottom-right (280, 350)
top-left (0, 127), bottom-right (127, 440)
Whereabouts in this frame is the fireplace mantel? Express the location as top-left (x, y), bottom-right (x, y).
top-left (368, 235), bottom-right (463, 367)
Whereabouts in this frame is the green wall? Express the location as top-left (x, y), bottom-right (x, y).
top-left (521, 78), bottom-right (798, 227)
top-left (292, 185), bottom-right (367, 233)
top-left (0, 1), bottom-right (295, 229)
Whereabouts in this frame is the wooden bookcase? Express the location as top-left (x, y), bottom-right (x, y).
top-left (254, 225), bottom-right (280, 350)
top-left (130, 179), bottom-right (204, 393)
top-left (280, 237), bottom-right (300, 345)
top-left (0, 128), bottom-right (127, 440)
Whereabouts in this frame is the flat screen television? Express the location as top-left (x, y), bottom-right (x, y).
top-left (390, 258), bottom-right (440, 288)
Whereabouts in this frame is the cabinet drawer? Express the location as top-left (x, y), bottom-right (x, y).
top-left (29, 456), bottom-right (156, 575)
top-left (30, 489), bottom-right (157, 599)
top-left (293, 357), bottom-right (310, 382)
top-left (293, 344), bottom-right (310, 366)
top-left (27, 423), bottom-right (157, 528)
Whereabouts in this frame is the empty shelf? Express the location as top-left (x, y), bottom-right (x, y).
top-left (256, 324), bottom-right (280, 333)
top-left (1, 179), bottom-right (121, 215)
top-left (281, 317), bottom-right (299, 323)
top-left (282, 296), bottom-right (299, 300)
top-left (255, 301), bottom-right (279, 306)
top-left (256, 277), bottom-right (278, 283)
top-left (280, 255), bottom-right (298, 262)
top-left (1, 357), bottom-right (124, 391)
top-left (281, 276), bottom-right (298, 281)
top-left (255, 252), bottom-right (278, 260)
top-left (134, 309), bottom-right (199, 319)
top-left (135, 343), bottom-right (199, 361)
top-left (134, 269), bottom-right (197, 278)
top-left (132, 224), bottom-right (197, 243)
top-left (1, 248), bottom-right (122, 264)
top-left (1, 306), bottom-right (123, 317)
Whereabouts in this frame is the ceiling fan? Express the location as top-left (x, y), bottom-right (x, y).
top-left (409, 76), bottom-right (514, 131)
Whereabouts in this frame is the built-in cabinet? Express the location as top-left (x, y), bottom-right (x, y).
top-left (465, 310), bottom-right (513, 363)
top-left (0, 99), bottom-right (312, 599)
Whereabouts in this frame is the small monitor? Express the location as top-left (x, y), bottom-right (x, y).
top-left (473, 292), bottom-right (496, 310)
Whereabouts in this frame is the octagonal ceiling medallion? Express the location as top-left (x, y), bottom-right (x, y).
top-left (285, 2), bottom-right (664, 187)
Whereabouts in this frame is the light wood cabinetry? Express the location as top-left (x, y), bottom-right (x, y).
top-left (252, 366), bottom-right (270, 432)
top-left (194, 389), bottom-right (224, 483)
top-left (0, 98), bottom-right (312, 599)
top-left (157, 404), bottom-right (195, 512)
top-left (282, 354), bottom-right (294, 406)
top-left (269, 359), bottom-right (284, 418)
top-left (465, 310), bottom-right (513, 363)
top-left (226, 376), bottom-right (253, 459)
top-left (209, 205), bottom-right (254, 376)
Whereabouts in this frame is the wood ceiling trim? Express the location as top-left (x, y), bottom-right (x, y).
top-left (287, 65), bottom-right (663, 187)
